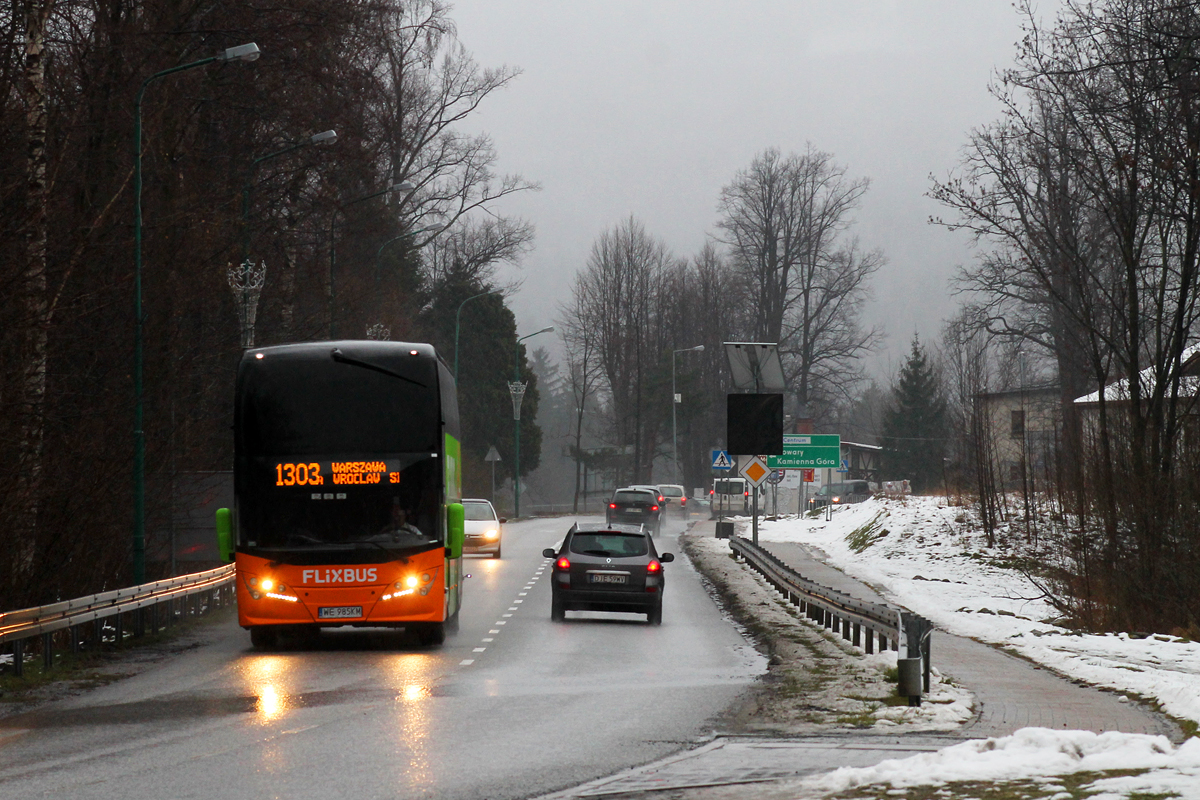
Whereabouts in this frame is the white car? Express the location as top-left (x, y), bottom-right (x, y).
top-left (462, 498), bottom-right (505, 558)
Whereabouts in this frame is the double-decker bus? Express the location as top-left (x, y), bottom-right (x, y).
top-left (216, 341), bottom-right (465, 648)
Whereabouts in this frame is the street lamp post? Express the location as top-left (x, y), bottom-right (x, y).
top-left (328, 180), bottom-right (415, 338)
top-left (235, 129), bottom-right (336, 349)
top-left (242, 129), bottom-right (337, 265)
top-left (373, 223), bottom-right (439, 286)
top-left (133, 42), bottom-right (259, 584)
top-left (672, 345), bottom-right (705, 484)
top-left (510, 326), bottom-right (554, 518)
top-left (454, 290), bottom-right (501, 384)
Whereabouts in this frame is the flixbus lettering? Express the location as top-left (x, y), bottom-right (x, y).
top-left (301, 568), bottom-right (378, 585)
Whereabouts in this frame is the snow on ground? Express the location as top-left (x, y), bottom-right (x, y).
top-left (798, 728), bottom-right (1200, 798)
top-left (732, 496), bottom-right (1200, 797)
top-left (751, 496), bottom-right (1200, 728)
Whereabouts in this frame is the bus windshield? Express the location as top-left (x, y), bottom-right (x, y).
top-left (236, 345), bottom-right (446, 555)
top-left (239, 454), bottom-right (441, 551)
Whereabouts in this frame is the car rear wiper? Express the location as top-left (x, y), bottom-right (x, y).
top-left (331, 348), bottom-right (426, 387)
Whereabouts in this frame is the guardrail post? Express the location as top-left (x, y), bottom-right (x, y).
top-left (114, 611), bottom-right (123, 645)
top-left (135, 607), bottom-right (145, 638)
top-left (865, 627), bottom-right (874, 653)
top-left (42, 632), bottom-right (53, 671)
top-left (852, 622), bottom-right (861, 648)
top-left (12, 639), bottom-right (24, 677)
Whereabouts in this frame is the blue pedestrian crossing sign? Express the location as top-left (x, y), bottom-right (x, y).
top-left (837, 458), bottom-right (850, 473)
top-left (711, 450), bottom-right (733, 470)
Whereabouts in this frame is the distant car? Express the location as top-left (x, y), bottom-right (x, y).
top-left (657, 484), bottom-right (687, 515)
top-left (607, 487), bottom-right (662, 534)
top-left (709, 477), bottom-right (749, 518)
top-left (630, 484), bottom-right (666, 506)
top-left (808, 480), bottom-right (872, 510)
top-left (462, 498), bottom-right (505, 557)
top-left (542, 522), bottom-right (675, 624)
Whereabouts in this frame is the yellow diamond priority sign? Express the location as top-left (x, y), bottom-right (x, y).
top-left (739, 455), bottom-right (770, 487)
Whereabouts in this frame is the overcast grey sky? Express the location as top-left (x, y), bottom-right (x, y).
top-left (448, 1), bottom-right (1043, 379)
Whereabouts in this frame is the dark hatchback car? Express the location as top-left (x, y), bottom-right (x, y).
top-left (606, 487), bottom-right (662, 534)
top-left (542, 523), bottom-right (675, 624)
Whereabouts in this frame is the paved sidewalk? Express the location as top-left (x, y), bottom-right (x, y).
top-left (535, 517), bottom-right (1178, 800)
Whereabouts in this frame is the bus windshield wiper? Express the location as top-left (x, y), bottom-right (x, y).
top-left (331, 348), bottom-right (426, 387)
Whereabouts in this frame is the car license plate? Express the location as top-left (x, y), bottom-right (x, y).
top-left (318, 606), bottom-right (362, 619)
top-left (588, 573), bottom-right (627, 585)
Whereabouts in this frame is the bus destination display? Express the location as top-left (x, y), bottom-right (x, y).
top-left (274, 460), bottom-right (404, 487)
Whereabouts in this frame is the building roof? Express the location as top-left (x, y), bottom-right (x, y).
top-left (1074, 343), bottom-right (1200, 405)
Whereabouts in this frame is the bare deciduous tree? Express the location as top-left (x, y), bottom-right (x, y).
top-left (717, 146), bottom-right (882, 419)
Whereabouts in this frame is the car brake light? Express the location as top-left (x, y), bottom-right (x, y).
top-left (651, 504), bottom-right (659, 512)
top-left (681, 498), bottom-right (687, 505)
top-left (609, 502), bottom-right (617, 509)
top-left (556, 557), bottom-right (571, 570)
top-left (647, 560), bottom-right (661, 573)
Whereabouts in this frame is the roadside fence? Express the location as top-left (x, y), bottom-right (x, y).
top-left (727, 534), bottom-right (933, 704)
top-left (0, 565), bottom-right (235, 678)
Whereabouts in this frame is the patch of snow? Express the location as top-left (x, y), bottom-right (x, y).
top-left (798, 728), bottom-right (1200, 799)
top-left (755, 497), bottom-right (1200, 728)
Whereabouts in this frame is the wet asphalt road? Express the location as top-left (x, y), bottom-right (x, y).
top-left (0, 511), bottom-right (765, 800)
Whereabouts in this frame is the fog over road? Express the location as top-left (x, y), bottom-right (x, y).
top-left (0, 513), bottom-right (765, 800)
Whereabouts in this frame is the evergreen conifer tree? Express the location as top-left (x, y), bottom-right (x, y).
top-left (880, 336), bottom-right (947, 492)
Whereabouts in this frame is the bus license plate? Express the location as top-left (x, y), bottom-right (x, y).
top-left (588, 574), bottom-right (627, 585)
top-left (318, 606), bottom-right (362, 619)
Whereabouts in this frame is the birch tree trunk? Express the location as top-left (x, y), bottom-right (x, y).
top-left (15, 0), bottom-right (54, 579)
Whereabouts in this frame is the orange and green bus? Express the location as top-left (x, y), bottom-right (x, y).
top-left (216, 341), bottom-right (464, 647)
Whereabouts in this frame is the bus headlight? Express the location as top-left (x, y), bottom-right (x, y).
top-left (261, 578), bottom-right (275, 591)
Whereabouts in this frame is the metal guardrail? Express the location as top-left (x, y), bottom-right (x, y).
top-left (727, 535), bottom-right (933, 703)
top-left (0, 564), bottom-right (235, 678)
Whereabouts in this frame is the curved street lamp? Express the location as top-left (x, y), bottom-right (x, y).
top-left (673, 344), bottom-right (705, 484)
top-left (511, 326), bottom-right (555, 518)
top-left (132, 42), bottom-right (259, 583)
top-left (454, 290), bottom-right (502, 384)
top-left (373, 223), bottom-right (440, 286)
top-left (328, 180), bottom-right (415, 338)
top-left (242, 129), bottom-right (337, 265)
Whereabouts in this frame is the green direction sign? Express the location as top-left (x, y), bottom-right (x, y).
top-left (767, 434), bottom-right (841, 469)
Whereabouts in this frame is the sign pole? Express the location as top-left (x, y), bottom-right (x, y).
top-left (752, 485), bottom-right (759, 546)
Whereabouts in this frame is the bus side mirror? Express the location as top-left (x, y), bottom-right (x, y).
top-left (447, 503), bottom-right (465, 559)
top-left (215, 507), bottom-right (234, 563)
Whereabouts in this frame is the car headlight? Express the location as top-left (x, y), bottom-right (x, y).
top-left (484, 529), bottom-right (499, 540)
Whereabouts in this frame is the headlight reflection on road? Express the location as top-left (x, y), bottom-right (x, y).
top-left (384, 656), bottom-right (435, 789)
top-left (242, 655), bottom-right (292, 723)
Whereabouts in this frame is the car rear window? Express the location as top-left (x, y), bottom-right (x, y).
top-left (661, 486), bottom-right (683, 497)
top-left (613, 490), bottom-right (653, 503)
top-left (569, 532), bottom-right (650, 557)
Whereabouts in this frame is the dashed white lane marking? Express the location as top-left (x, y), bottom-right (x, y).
top-left (462, 565), bottom-right (549, 668)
